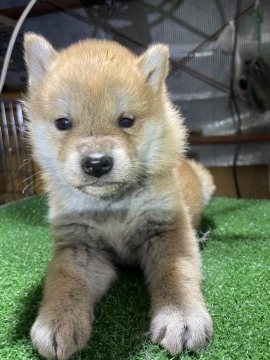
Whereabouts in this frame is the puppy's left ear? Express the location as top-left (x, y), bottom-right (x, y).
top-left (137, 44), bottom-right (169, 93)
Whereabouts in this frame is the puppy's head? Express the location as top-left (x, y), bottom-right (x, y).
top-left (24, 34), bottom-right (186, 197)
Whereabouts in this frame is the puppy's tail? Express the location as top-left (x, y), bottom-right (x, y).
top-left (188, 159), bottom-right (216, 207)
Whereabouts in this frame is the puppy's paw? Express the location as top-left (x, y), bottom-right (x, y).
top-left (150, 305), bottom-right (212, 355)
top-left (30, 310), bottom-right (92, 360)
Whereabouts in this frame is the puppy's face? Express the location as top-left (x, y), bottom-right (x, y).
top-left (24, 35), bottom-right (184, 197)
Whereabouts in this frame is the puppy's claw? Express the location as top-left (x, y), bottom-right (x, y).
top-left (150, 306), bottom-right (212, 355)
top-left (31, 313), bottom-right (91, 360)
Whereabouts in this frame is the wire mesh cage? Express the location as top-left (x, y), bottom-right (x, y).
top-left (0, 99), bottom-right (37, 204)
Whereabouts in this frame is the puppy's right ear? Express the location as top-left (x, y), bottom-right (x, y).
top-left (24, 33), bottom-right (56, 86)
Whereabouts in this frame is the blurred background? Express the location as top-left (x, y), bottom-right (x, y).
top-left (0, 0), bottom-right (270, 204)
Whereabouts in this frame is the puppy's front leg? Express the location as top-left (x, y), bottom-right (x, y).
top-left (31, 245), bottom-right (116, 360)
top-left (141, 214), bottom-right (212, 355)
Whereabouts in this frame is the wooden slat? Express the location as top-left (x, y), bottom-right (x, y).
top-left (189, 134), bottom-right (270, 145)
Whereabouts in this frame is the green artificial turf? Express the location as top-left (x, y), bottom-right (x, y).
top-left (0, 196), bottom-right (269, 360)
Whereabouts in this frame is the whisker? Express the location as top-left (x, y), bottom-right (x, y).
top-left (17, 159), bottom-right (31, 171)
top-left (22, 171), bottom-right (42, 183)
top-left (38, 193), bottom-right (47, 205)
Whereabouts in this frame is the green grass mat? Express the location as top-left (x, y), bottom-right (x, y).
top-left (0, 196), bottom-right (269, 360)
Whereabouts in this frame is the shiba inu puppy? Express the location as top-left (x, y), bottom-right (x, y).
top-left (23, 33), bottom-right (215, 360)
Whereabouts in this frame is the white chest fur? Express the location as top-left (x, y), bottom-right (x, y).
top-left (49, 184), bottom-right (174, 254)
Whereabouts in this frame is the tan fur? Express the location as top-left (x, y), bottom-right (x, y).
top-left (23, 33), bottom-right (215, 360)
top-left (178, 159), bottom-right (215, 228)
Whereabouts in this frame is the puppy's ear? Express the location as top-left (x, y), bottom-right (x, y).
top-left (24, 33), bottom-right (56, 85)
top-left (137, 44), bottom-right (169, 93)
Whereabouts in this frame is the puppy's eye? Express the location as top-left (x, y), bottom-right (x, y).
top-left (55, 118), bottom-right (72, 130)
top-left (118, 117), bottom-right (134, 128)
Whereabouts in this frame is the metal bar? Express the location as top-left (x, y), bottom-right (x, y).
top-left (0, 101), bottom-right (16, 195)
top-left (16, 102), bottom-right (34, 195)
top-left (15, 101), bottom-right (33, 195)
top-left (9, 101), bottom-right (20, 172)
top-left (0, 121), bottom-right (7, 175)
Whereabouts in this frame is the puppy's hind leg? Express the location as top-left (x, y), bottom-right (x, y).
top-left (31, 246), bottom-right (117, 360)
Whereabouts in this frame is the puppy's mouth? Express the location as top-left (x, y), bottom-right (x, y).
top-left (79, 181), bottom-right (125, 188)
top-left (76, 180), bottom-right (128, 196)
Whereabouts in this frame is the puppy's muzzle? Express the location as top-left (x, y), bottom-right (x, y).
top-left (81, 154), bottom-right (113, 178)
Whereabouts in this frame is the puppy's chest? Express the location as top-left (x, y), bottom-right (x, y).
top-left (55, 192), bottom-right (174, 262)
top-left (86, 195), bottom-right (171, 246)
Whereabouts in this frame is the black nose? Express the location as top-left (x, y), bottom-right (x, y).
top-left (82, 155), bottom-right (113, 177)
